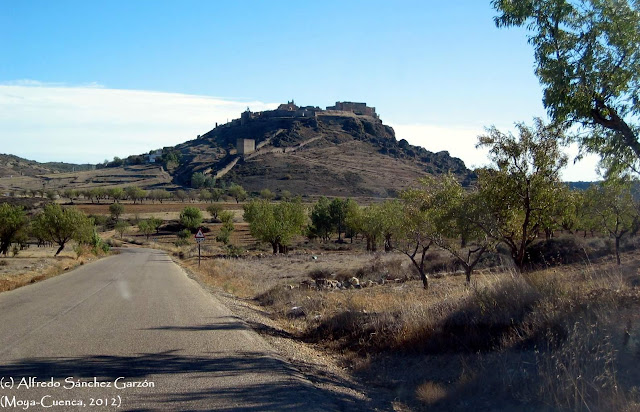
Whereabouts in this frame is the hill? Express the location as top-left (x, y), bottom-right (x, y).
top-left (169, 102), bottom-right (475, 197)
top-left (0, 154), bottom-right (94, 177)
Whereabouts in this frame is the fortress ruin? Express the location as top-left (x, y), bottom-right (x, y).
top-left (217, 100), bottom-right (379, 132)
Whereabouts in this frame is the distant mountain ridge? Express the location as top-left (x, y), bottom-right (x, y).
top-left (0, 154), bottom-right (94, 177)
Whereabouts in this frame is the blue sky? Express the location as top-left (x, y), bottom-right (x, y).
top-left (0, 1), bottom-right (600, 180)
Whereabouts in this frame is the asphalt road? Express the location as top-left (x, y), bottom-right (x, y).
top-left (0, 248), bottom-right (338, 411)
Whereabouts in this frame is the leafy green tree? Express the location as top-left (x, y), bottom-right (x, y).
top-left (228, 184), bottom-right (248, 203)
top-left (280, 190), bottom-right (292, 201)
top-left (114, 221), bottom-right (129, 239)
top-left (378, 200), bottom-right (404, 251)
top-left (211, 188), bottom-right (224, 202)
top-left (395, 191), bottom-right (436, 289)
top-left (260, 188), bottom-right (275, 201)
top-left (148, 217), bottom-right (163, 234)
top-left (493, 0), bottom-right (640, 176)
top-left (0, 203), bottom-right (28, 256)
top-left (359, 204), bottom-right (386, 252)
top-left (476, 119), bottom-right (568, 270)
top-left (216, 211), bottom-right (235, 245)
top-left (32, 204), bottom-right (94, 256)
top-left (179, 206), bottom-right (203, 231)
top-left (88, 187), bottom-right (105, 204)
top-left (206, 204), bottom-right (223, 222)
top-left (173, 189), bottom-right (188, 203)
top-left (45, 190), bottom-right (57, 201)
top-left (243, 199), bottom-right (306, 254)
top-left (344, 198), bottom-right (361, 243)
top-left (329, 198), bottom-right (349, 242)
top-left (107, 187), bottom-right (125, 203)
top-left (149, 189), bottom-right (170, 203)
top-left (204, 176), bottom-right (216, 189)
top-left (162, 150), bottom-right (182, 170)
top-left (138, 220), bottom-right (154, 240)
top-left (585, 179), bottom-right (638, 264)
top-left (63, 188), bottom-right (79, 204)
top-left (191, 172), bottom-right (206, 189)
top-left (109, 203), bottom-right (124, 222)
top-left (125, 186), bottom-right (146, 204)
top-left (403, 175), bottom-right (496, 285)
top-left (199, 189), bottom-right (212, 203)
top-left (310, 197), bottom-right (333, 242)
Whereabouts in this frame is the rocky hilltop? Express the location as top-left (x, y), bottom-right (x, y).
top-left (170, 101), bottom-right (474, 197)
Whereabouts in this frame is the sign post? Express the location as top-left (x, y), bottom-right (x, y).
top-left (195, 228), bottom-right (205, 266)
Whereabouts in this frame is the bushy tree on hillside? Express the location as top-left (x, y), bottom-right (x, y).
top-left (585, 179), bottom-right (638, 264)
top-left (329, 198), bottom-right (349, 242)
top-left (475, 119), bottom-right (568, 270)
top-left (309, 197), bottom-right (333, 242)
top-left (0, 203), bottom-right (28, 256)
top-left (206, 204), bottom-right (223, 222)
top-left (138, 220), bottom-right (155, 240)
top-left (173, 190), bottom-right (188, 203)
top-left (216, 210), bottom-right (235, 245)
top-left (32, 204), bottom-right (94, 256)
top-left (228, 184), bottom-right (248, 203)
top-left (109, 203), bottom-right (124, 222)
top-left (401, 175), bottom-right (496, 285)
top-left (493, 0), bottom-right (640, 176)
top-left (179, 207), bottom-right (203, 231)
top-left (191, 172), bottom-right (206, 189)
top-left (260, 188), bottom-right (275, 201)
top-left (210, 188), bottom-right (224, 202)
top-left (149, 189), bottom-right (171, 203)
top-left (107, 187), bottom-right (124, 203)
top-left (243, 199), bottom-right (306, 254)
top-left (114, 221), bottom-right (129, 239)
top-left (125, 186), bottom-right (146, 204)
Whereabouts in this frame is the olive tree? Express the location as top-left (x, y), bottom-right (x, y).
top-left (109, 203), bottom-right (124, 222)
top-left (476, 118), bottom-right (568, 270)
top-left (309, 197), bottom-right (333, 242)
top-left (493, 0), bottom-right (640, 176)
top-left (243, 199), bottom-right (306, 254)
top-left (0, 203), bottom-right (28, 256)
top-left (179, 206), bottom-right (203, 231)
top-left (32, 204), bottom-right (94, 256)
top-left (585, 179), bottom-right (638, 264)
top-left (228, 184), bottom-right (248, 203)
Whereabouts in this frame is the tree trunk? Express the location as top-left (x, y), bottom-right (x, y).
top-left (465, 265), bottom-right (473, 285)
top-left (271, 242), bottom-right (278, 254)
top-left (420, 269), bottom-right (428, 289)
top-left (384, 235), bottom-right (392, 252)
top-left (615, 236), bottom-right (621, 265)
top-left (54, 243), bottom-right (65, 256)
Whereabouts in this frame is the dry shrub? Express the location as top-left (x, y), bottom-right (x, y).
top-left (536, 320), bottom-right (623, 411)
top-left (415, 381), bottom-right (448, 405)
top-left (0, 260), bottom-right (8, 267)
top-left (195, 259), bottom-right (256, 298)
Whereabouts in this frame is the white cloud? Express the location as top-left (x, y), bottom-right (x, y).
top-left (391, 122), bottom-right (601, 182)
top-left (0, 83), bottom-right (278, 163)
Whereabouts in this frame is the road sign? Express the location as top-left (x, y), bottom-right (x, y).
top-left (194, 229), bottom-right (205, 266)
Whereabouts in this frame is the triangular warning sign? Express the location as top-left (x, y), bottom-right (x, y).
top-left (195, 229), bottom-right (205, 239)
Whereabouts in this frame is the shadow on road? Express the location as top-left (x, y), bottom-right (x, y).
top-left (0, 350), bottom-right (383, 411)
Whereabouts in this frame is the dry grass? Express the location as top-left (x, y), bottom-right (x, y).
top-left (180, 245), bottom-right (640, 411)
top-left (415, 381), bottom-right (448, 405)
top-left (0, 256), bottom-right (81, 292)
